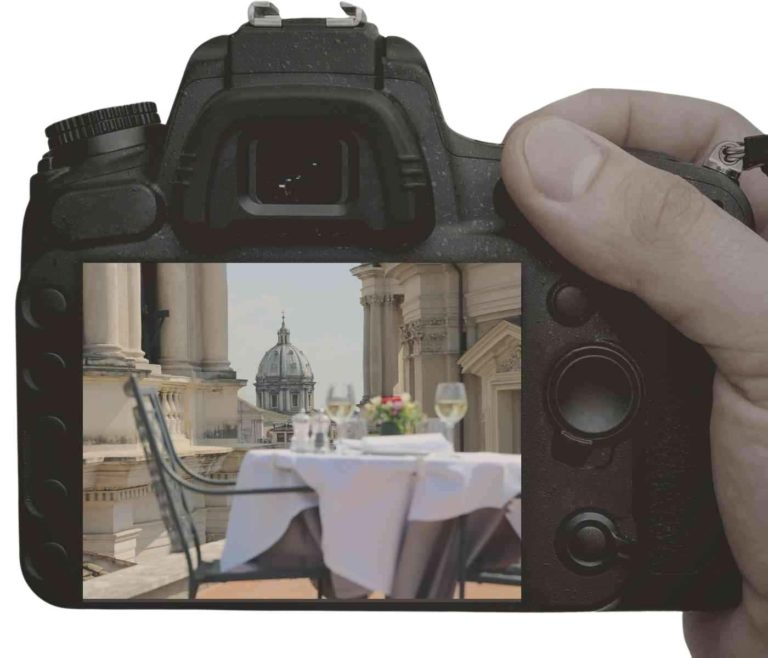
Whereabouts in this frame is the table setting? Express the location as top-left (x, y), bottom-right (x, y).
top-left (220, 382), bottom-right (522, 599)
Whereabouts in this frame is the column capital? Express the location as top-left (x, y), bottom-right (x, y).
top-left (360, 293), bottom-right (403, 307)
top-left (400, 317), bottom-right (456, 356)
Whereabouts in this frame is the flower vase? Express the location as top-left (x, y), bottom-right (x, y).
top-left (379, 421), bottom-right (401, 436)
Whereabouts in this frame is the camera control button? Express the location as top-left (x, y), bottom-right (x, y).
top-left (549, 283), bottom-right (593, 326)
top-left (28, 288), bottom-right (68, 327)
top-left (570, 525), bottom-right (609, 563)
top-left (34, 415), bottom-right (67, 441)
top-left (34, 479), bottom-right (69, 518)
top-left (30, 416), bottom-right (68, 472)
top-left (28, 542), bottom-right (69, 582)
top-left (24, 352), bottom-right (67, 392)
top-left (557, 510), bottom-right (632, 573)
top-left (547, 345), bottom-right (642, 442)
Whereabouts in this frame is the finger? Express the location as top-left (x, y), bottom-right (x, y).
top-left (511, 89), bottom-right (768, 235)
top-left (501, 117), bottom-right (768, 400)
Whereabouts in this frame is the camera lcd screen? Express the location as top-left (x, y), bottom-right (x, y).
top-left (82, 262), bottom-right (522, 602)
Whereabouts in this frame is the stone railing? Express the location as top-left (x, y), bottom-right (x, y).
top-left (157, 380), bottom-right (188, 439)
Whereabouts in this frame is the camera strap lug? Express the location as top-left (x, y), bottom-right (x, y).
top-left (704, 135), bottom-right (768, 180)
top-left (247, 2), bottom-right (367, 28)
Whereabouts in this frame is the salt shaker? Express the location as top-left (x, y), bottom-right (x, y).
top-left (290, 409), bottom-right (311, 453)
top-left (310, 409), bottom-right (331, 453)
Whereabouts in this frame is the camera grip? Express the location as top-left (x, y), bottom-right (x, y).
top-left (507, 149), bottom-right (747, 609)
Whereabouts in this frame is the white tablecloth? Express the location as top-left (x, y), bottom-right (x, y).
top-left (220, 450), bottom-right (522, 594)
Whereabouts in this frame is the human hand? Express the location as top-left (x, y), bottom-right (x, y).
top-left (501, 89), bottom-right (767, 657)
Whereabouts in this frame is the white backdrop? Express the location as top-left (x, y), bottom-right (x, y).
top-left (3, 1), bottom-right (765, 656)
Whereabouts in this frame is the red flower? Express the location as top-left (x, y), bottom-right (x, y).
top-left (382, 395), bottom-right (404, 414)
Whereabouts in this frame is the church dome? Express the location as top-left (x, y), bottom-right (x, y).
top-left (256, 315), bottom-right (314, 380)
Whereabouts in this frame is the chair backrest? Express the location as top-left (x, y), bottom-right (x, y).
top-left (127, 375), bottom-right (202, 562)
top-left (137, 384), bottom-right (228, 485)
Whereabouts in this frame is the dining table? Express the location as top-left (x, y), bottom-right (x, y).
top-left (220, 444), bottom-right (522, 599)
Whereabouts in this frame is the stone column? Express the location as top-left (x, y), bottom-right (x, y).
top-left (361, 300), bottom-right (371, 400)
top-left (83, 263), bottom-right (126, 364)
top-left (124, 264), bottom-right (147, 363)
top-left (382, 295), bottom-right (403, 395)
top-left (368, 296), bottom-right (384, 398)
top-left (115, 265), bottom-right (130, 358)
top-left (186, 264), bottom-right (202, 367)
top-left (157, 263), bottom-right (194, 375)
top-left (200, 263), bottom-right (231, 372)
top-left (352, 264), bottom-right (387, 402)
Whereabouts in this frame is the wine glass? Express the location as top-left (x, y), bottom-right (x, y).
top-left (326, 383), bottom-right (356, 446)
top-left (434, 382), bottom-right (468, 450)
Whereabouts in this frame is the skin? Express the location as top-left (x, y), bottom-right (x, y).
top-left (500, 89), bottom-right (768, 657)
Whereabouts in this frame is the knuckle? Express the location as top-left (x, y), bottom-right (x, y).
top-left (575, 87), bottom-right (607, 99)
top-left (619, 170), bottom-right (709, 247)
top-left (705, 100), bottom-right (747, 127)
top-left (568, 88), bottom-right (610, 110)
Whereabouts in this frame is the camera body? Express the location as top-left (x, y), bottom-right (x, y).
top-left (18, 5), bottom-right (751, 609)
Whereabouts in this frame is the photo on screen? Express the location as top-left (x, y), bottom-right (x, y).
top-left (82, 262), bottom-right (522, 601)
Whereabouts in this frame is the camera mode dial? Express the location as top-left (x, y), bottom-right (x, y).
top-left (45, 102), bottom-right (160, 150)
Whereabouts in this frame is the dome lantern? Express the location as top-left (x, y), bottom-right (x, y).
top-left (277, 311), bottom-right (290, 345)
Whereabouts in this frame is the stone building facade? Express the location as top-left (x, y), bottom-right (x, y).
top-left (82, 263), bottom-right (246, 562)
top-left (237, 397), bottom-right (292, 446)
top-left (351, 263), bottom-right (521, 453)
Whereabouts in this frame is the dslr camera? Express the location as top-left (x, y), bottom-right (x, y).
top-left (17, 3), bottom-right (753, 609)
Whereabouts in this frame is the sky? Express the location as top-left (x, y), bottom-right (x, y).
top-left (227, 263), bottom-right (364, 406)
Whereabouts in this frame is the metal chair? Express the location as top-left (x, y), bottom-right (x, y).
top-left (127, 374), bottom-right (328, 599)
top-left (456, 496), bottom-right (522, 599)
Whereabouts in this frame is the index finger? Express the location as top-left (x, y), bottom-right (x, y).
top-left (512, 89), bottom-right (768, 234)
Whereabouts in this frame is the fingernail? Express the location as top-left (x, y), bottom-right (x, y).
top-left (524, 119), bottom-right (605, 201)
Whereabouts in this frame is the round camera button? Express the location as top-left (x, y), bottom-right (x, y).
top-left (35, 479), bottom-right (69, 518)
top-left (30, 416), bottom-right (68, 473)
top-left (548, 345), bottom-right (642, 441)
top-left (556, 510), bottom-right (629, 574)
top-left (549, 283), bottom-right (593, 326)
top-left (569, 524), bottom-right (609, 564)
top-left (24, 352), bottom-right (67, 392)
top-left (30, 288), bottom-right (68, 326)
top-left (34, 415), bottom-right (67, 441)
top-left (29, 542), bottom-right (69, 583)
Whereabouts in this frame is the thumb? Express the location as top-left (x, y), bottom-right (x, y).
top-left (501, 117), bottom-right (768, 394)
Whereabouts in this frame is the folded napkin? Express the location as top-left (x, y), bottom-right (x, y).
top-left (336, 438), bottom-right (362, 452)
top-left (361, 433), bottom-right (453, 455)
